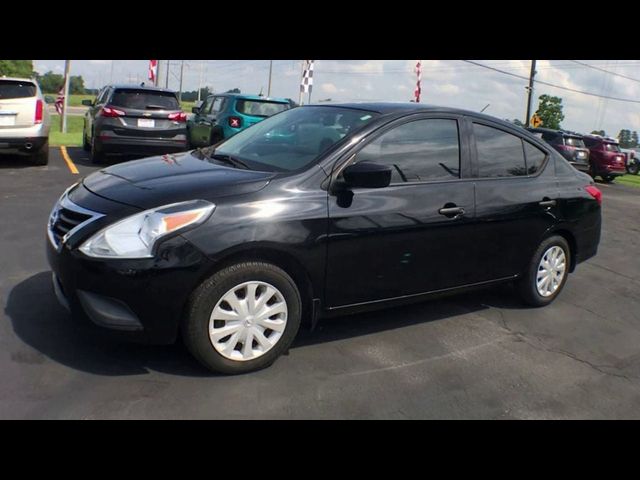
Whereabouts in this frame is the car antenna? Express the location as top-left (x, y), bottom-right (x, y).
top-left (480, 104), bottom-right (490, 113)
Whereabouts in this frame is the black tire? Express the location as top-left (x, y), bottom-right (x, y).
top-left (90, 136), bottom-right (104, 164)
top-left (516, 235), bottom-right (571, 307)
top-left (627, 162), bottom-right (639, 175)
top-left (182, 261), bottom-right (302, 374)
top-left (602, 175), bottom-right (615, 183)
top-left (31, 141), bottom-right (49, 166)
top-left (82, 125), bottom-right (91, 152)
top-left (209, 129), bottom-right (223, 147)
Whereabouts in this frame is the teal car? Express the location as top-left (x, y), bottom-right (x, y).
top-left (187, 93), bottom-right (293, 147)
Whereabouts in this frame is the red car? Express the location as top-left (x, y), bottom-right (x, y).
top-left (581, 135), bottom-right (627, 182)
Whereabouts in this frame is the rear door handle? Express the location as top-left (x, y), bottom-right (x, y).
top-left (539, 199), bottom-right (557, 208)
top-left (438, 206), bottom-right (465, 218)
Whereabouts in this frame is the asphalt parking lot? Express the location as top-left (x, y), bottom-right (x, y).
top-left (1, 147), bottom-right (640, 419)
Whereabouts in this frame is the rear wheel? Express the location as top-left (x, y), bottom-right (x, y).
top-left (82, 124), bottom-right (91, 151)
top-left (90, 135), bottom-right (104, 164)
top-left (602, 175), bottom-right (615, 183)
top-left (182, 262), bottom-right (302, 374)
top-left (516, 235), bottom-right (570, 307)
top-left (627, 161), bottom-right (639, 175)
top-left (31, 141), bottom-right (49, 166)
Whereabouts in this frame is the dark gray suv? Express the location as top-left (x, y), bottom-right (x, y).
top-left (82, 84), bottom-right (188, 163)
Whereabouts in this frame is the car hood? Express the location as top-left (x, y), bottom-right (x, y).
top-left (82, 151), bottom-right (274, 209)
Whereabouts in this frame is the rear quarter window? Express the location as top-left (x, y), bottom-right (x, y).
top-left (0, 80), bottom-right (36, 99)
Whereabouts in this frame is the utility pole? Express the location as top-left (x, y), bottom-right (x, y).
top-left (178, 60), bottom-right (185, 103)
top-left (197, 61), bottom-right (204, 102)
top-left (267, 60), bottom-right (273, 97)
top-left (110, 60), bottom-right (114, 83)
top-left (61, 60), bottom-right (71, 133)
top-left (165, 60), bottom-right (170, 89)
top-left (156, 60), bottom-right (164, 87)
top-left (525, 59), bottom-right (537, 127)
top-left (298, 60), bottom-right (304, 105)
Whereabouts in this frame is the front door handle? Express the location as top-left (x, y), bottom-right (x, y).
top-left (438, 205), bottom-right (465, 218)
top-left (539, 199), bottom-right (557, 208)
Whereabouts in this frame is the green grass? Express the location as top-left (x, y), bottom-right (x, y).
top-left (44, 94), bottom-right (196, 112)
top-left (617, 174), bottom-right (640, 188)
top-left (49, 115), bottom-right (83, 147)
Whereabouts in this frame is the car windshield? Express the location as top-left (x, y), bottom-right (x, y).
top-left (210, 106), bottom-right (379, 172)
top-left (564, 136), bottom-right (585, 148)
top-left (110, 89), bottom-right (180, 110)
top-left (604, 143), bottom-right (621, 152)
top-left (235, 99), bottom-right (289, 117)
top-left (0, 80), bottom-right (36, 99)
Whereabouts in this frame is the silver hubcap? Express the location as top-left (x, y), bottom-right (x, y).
top-left (536, 246), bottom-right (566, 297)
top-left (208, 281), bottom-right (288, 361)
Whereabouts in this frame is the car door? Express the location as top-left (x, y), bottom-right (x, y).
top-left (325, 115), bottom-right (480, 308)
top-left (189, 96), bottom-right (216, 146)
top-left (469, 118), bottom-right (558, 281)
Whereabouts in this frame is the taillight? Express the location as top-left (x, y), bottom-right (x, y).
top-left (585, 185), bottom-right (602, 205)
top-left (229, 116), bottom-right (242, 128)
top-left (168, 112), bottom-right (187, 122)
top-left (35, 99), bottom-right (43, 124)
top-left (101, 106), bottom-right (126, 117)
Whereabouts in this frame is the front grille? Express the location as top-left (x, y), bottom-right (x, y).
top-left (48, 192), bottom-right (103, 249)
top-left (50, 207), bottom-right (92, 247)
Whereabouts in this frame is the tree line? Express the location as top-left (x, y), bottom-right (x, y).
top-left (0, 60), bottom-right (86, 94)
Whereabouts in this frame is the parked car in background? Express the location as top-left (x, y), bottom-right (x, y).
top-left (581, 134), bottom-right (627, 182)
top-left (526, 127), bottom-right (590, 173)
top-left (82, 84), bottom-right (188, 164)
top-left (47, 103), bottom-right (602, 374)
top-left (622, 148), bottom-right (639, 175)
top-left (187, 93), bottom-right (292, 148)
top-left (0, 77), bottom-right (50, 165)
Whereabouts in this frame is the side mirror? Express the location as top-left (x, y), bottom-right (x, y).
top-left (192, 106), bottom-right (200, 114)
top-left (81, 99), bottom-right (94, 106)
top-left (44, 95), bottom-right (55, 104)
top-left (342, 161), bottom-right (392, 189)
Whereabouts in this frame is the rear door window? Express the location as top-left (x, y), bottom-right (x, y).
top-left (474, 123), bottom-right (527, 177)
top-left (110, 89), bottom-right (179, 110)
top-left (523, 141), bottom-right (547, 175)
top-left (564, 136), bottom-right (585, 148)
top-left (0, 80), bottom-right (36, 99)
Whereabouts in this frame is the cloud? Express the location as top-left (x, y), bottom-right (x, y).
top-left (321, 83), bottom-right (338, 94)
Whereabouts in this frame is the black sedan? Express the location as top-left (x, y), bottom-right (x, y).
top-left (47, 103), bottom-right (602, 374)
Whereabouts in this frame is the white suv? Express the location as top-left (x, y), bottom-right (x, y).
top-left (0, 77), bottom-right (50, 165)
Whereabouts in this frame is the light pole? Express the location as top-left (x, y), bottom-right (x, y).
top-left (267, 60), bottom-right (273, 97)
top-left (525, 60), bottom-right (537, 127)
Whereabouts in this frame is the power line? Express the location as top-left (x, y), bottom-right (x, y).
top-left (462, 60), bottom-right (640, 104)
top-left (569, 60), bottom-right (640, 84)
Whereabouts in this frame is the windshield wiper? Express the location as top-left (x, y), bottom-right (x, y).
top-left (209, 153), bottom-right (251, 170)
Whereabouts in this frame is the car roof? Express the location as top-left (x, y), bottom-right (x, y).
top-left (216, 93), bottom-right (290, 103)
top-left (527, 127), bottom-right (583, 137)
top-left (305, 102), bottom-right (531, 127)
top-left (582, 134), bottom-right (618, 143)
top-left (0, 76), bottom-right (37, 84)
top-left (107, 84), bottom-right (177, 94)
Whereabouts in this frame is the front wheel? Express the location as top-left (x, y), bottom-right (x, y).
top-left (90, 136), bottom-right (104, 164)
top-left (602, 175), bottom-right (615, 183)
top-left (516, 235), bottom-right (570, 307)
top-left (182, 262), bottom-right (302, 374)
top-left (82, 125), bottom-right (90, 151)
top-left (627, 161), bottom-right (639, 175)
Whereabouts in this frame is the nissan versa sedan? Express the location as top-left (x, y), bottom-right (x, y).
top-left (47, 103), bottom-right (602, 374)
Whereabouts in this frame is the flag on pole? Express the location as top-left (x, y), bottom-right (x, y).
top-left (414, 60), bottom-right (422, 103)
top-left (148, 60), bottom-right (158, 83)
top-left (54, 86), bottom-right (64, 115)
top-left (300, 60), bottom-right (314, 94)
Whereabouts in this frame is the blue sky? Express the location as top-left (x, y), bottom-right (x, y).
top-left (33, 59), bottom-right (640, 136)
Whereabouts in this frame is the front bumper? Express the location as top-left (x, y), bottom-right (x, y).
top-left (47, 215), bottom-right (216, 345)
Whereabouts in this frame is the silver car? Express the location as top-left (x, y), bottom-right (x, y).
top-left (0, 77), bottom-right (50, 165)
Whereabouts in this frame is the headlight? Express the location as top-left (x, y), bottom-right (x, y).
top-left (79, 200), bottom-right (215, 259)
